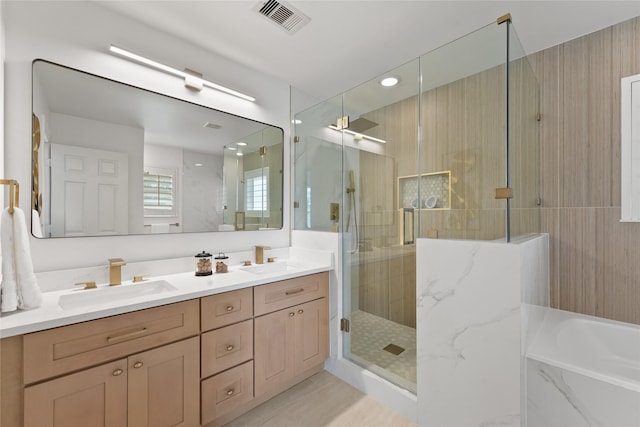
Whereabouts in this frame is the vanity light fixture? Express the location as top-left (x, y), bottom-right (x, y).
top-left (109, 45), bottom-right (256, 102)
top-left (380, 77), bottom-right (399, 87)
top-left (328, 125), bottom-right (387, 144)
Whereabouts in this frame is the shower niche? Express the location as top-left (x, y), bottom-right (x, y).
top-left (398, 171), bottom-right (451, 210)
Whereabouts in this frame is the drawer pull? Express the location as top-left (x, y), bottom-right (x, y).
top-left (226, 345), bottom-right (234, 351)
top-left (289, 312), bottom-right (295, 317)
top-left (133, 361), bottom-right (144, 369)
top-left (285, 288), bottom-right (304, 296)
top-left (298, 309), bottom-right (304, 314)
top-left (226, 305), bottom-right (234, 312)
top-left (107, 327), bottom-right (148, 343)
top-left (112, 368), bottom-right (123, 376)
top-left (226, 389), bottom-right (234, 396)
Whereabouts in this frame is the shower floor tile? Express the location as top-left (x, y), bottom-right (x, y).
top-left (349, 310), bottom-right (416, 391)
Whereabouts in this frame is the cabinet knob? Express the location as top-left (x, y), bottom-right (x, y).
top-left (226, 389), bottom-right (234, 396)
top-left (298, 309), bottom-right (304, 314)
top-left (226, 305), bottom-right (234, 312)
top-left (133, 361), bottom-right (144, 369)
top-left (226, 345), bottom-right (234, 351)
top-left (112, 368), bottom-right (123, 376)
top-left (289, 312), bottom-right (295, 317)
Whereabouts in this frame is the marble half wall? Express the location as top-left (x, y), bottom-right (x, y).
top-left (416, 234), bottom-right (549, 427)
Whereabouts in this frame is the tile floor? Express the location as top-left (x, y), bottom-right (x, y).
top-left (224, 370), bottom-right (416, 427)
top-left (350, 310), bottom-right (417, 392)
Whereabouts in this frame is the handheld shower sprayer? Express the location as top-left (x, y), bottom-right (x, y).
top-left (346, 170), bottom-right (358, 253)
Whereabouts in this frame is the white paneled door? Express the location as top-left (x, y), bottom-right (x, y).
top-left (50, 144), bottom-right (128, 237)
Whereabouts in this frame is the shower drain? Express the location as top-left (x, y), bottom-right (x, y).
top-left (383, 343), bottom-right (405, 355)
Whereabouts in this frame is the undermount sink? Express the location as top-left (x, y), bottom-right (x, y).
top-left (240, 262), bottom-right (296, 275)
top-left (58, 280), bottom-right (177, 310)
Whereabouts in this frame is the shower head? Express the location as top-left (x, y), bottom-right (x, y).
top-left (348, 117), bottom-right (378, 133)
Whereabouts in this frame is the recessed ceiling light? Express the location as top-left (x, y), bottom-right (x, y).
top-left (194, 163), bottom-right (204, 167)
top-left (226, 146), bottom-right (237, 151)
top-left (380, 77), bottom-right (399, 87)
top-left (237, 151), bottom-right (244, 157)
top-left (237, 142), bottom-right (247, 146)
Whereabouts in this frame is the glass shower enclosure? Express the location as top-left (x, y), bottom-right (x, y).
top-left (293, 17), bottom-right (539, 393)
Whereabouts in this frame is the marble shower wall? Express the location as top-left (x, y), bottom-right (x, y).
top-left (416, 235), bottom-right (549, 427)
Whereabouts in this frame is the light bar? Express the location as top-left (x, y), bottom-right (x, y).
top-left (109, 45), bottom-right (256, 102)
top-left (328, 125), bottom-right (387, 143)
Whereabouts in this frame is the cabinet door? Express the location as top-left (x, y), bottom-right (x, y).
top-left (24, 359), bottom-right (127, 427)
top-left (128, 336), bottom-right (200, 427)
top-left (254, 307), bottom-right (295, 396)
top-left (294, 298), bottom-right (329, 374)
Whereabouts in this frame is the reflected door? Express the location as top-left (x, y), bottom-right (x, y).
top-left (50, 144), bottom-right (128, 237)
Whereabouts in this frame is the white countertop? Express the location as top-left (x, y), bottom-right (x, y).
top-left (0, 249), bottom-right (332, 338)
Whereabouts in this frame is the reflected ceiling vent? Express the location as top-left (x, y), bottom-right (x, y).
top-left (203, 122), bottom-right (222, 129)
top-left (253, 0), bottom-right (311, 34)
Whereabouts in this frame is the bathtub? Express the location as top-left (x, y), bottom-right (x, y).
top-left (526, 308), bottom-right (640, 427)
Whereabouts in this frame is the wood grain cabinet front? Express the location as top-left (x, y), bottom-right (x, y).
top-left (23, 300), bottom-right (199, 384)
top-left (24, 337), bottom-right (200, 427)
top-left (201, 319), bottom-right (253, 377)
top-left (254, 297), bottom-right (328, 397)
top-left (201, 287), bottom-right (253, 331)
top-left (201, 360), bottom-right (254, 425)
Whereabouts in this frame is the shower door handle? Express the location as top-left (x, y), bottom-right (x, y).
top-left (403, 208), bottom-right (414, 245)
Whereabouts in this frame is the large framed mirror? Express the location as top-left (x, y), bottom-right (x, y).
top-left (32, 60), bottom-right (283, 238)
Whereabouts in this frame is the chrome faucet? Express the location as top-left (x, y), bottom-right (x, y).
top-left (255, 246), bottom-right (272, 265)
top-left (109, 258), bottom-right (126, 286)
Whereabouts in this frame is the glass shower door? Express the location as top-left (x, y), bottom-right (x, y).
top-left (341, 59), bottom-right (420, 393)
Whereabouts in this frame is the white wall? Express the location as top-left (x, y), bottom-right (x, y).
top-left (3, 1), bottom-right (291, 272)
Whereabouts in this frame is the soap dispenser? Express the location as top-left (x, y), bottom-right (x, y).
top-left (195, 251), bottom-right (213, 276)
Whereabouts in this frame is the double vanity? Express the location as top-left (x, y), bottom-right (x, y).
top-left (0, 250), bottom-right (332, 427)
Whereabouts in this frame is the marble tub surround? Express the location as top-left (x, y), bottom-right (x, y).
top-left (0, 246), bottom-right (332, 338)
top-left (527, 359), bottom-right (640, 427)
top-left (416, 235), bottom-right (549, 427)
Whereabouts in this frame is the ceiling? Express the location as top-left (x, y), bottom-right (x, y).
top-left (95, 1), bottom-right (640, 102)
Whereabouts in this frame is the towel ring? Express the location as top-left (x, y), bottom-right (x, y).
top-left (0, 179), bottom-right (20, 214)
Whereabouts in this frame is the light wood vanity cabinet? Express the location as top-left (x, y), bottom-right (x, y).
top-left (254, 297), bottom-right (328, 396)
top-left (24, 337), bottom-right (199, 427)
top-left (22, 300), bottom-right (200, 427)
top-left (2, 272), bottom-right (329, 427)
top-left (201, 271), bottom-right (329, 426)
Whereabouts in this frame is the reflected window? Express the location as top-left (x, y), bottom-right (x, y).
top-left (245, 167), bottom-right (269, 217)
top-left (144, 168), bottom-right (177, 217)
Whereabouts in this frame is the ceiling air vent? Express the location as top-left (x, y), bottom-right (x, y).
top-left (253, 0), bottom-right (310, 34)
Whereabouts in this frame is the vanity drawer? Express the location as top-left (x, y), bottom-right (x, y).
top-left (201, 319), bottom-right (253, 378)
top-left (201, 360), bottom-right (254, 425)
top-left (23, 300), bottom-right (199, 384)
top-left (201, 287), bottom-right (253, 331)
top-left (254, 272), bottom-right (328, 316)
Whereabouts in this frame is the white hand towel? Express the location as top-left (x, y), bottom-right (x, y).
top-left (1, 208), bottom-right (18, 312)
top-left (13, 208), bottom-right (42, 309)
top-left (0, 207), bottom-right (42, 312)
top-left (32, 209), bottom-right (43, 238)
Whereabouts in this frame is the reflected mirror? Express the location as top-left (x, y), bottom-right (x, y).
top-left (32, 60), bottom-right (283, 238)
